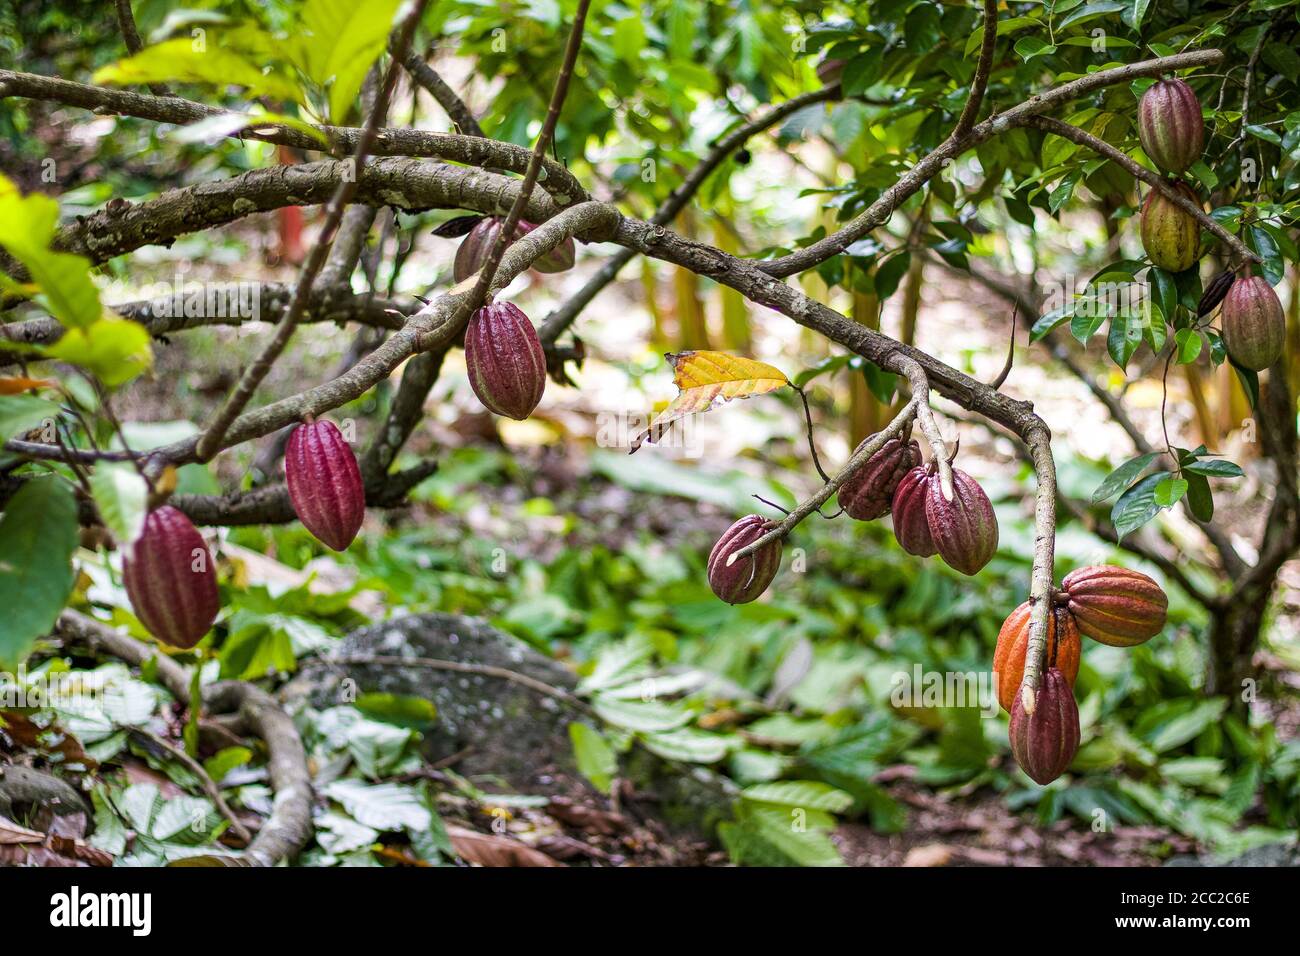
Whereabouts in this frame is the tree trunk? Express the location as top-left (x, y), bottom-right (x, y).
top-left (1206, 600), bottom-right (1266, 709)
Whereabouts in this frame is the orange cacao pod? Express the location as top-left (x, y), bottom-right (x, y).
top-left (123, 506), bottom-right (219, 649)
top-left (992, 602), bottom-right (1081, 713)
top-left (1009, 667), bottom-right (1080, 786)
top-left (1060, 565), bottom-right (1168, 647)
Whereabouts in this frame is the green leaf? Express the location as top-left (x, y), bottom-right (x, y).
top-left (569, 722), bottom-right (617, 794)
top-left (591, 695), bottom-right (693, 733)
top-left (1154, 476), bottom-right (1188, 507)
top-left (92, 36), bottom-right (301, 102)
top-left (742, 780), bottom-right (854, 813)
top-left (1183, 458), bottom-right (1244, 478)
top-left (0, 394), bottom-right (61, 442)
top-left (0, 176), bottom-right (103, 329)
top-left (354, 693), bottom-right (438, 729)
top-left (873, 251), bottom-right (911, 301)
top-left (1174, 327), bottom-right (1203, 364)
top-left (1014, 36), bottom-right (1056, 62)
top-left (1091, 452), bottom-right (1159, 503)
top-left (41, 317), bottom-right (153, 387)
top-left (0, 475), bottom-right (79, 669)
top-left (1106, 313), bottom-right (1142, 369)
top-left (1184, 472), bottom-right (1214, 522)
top-left (202, 746), bottom-right (253, 784)
top-left (640, 727), bottom-right (734, 763)
top-left (299, 0), bottom-right (404, 124)
top-left (1070, 309), bottom-right (1107, 345)
top-left (1111, 470), bottom-right (1171, 540)
top-left (1135, 699), bottom-right (1228, 753)
top-left (89, 461), bottom-right (149, 548)
top-left (1030, 303), bottom-right (1073, 341)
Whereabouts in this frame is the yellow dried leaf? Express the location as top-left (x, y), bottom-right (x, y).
top-left (631, 351), bottom-right (789, 452)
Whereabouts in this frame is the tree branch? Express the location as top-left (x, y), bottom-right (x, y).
top-left (394, 41), bottom-right (485, 138)
top-left (1026, 115), bottom-right (1259, 264)
top-left (757, 49), bottom-right (1224, 279)
top-left (0, 69), bottom-right (586, 205)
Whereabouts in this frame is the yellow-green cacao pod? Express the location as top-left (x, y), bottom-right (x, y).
top-left (1139, 182), bottom-right (1201, 273)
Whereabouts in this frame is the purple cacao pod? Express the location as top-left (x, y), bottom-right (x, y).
top-left (926, 467), bottom-right (999, 576)
top-left (123, 505), bottom-right (219, 649)
top-left (1137, 77), bottom-right (1204, 175)
top-left (890, 465), bottom-right (937, 557)
top-left (838, 438), bottom-right (921, 521)
top-left (1221, 275), bottom-right (1286, 371)
top-left (285, 419), bottom-right (365, 551)
top-left (816, 57), bottom-right (845, 86)
top-left (707, 515), bottom-right (781, 604)
top-left (1139, 181), bottom-right (1202, 274)
top-left (1009, 667), bottom-right (1080, 785)
top-left (517, 220), bottom-right (576, 273)
top-left (464, 301), bottom-right (547, 420)
top-left (453, 217), bottom-right (574, 281)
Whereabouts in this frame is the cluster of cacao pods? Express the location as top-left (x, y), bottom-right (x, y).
top-left (122, 417), bottom-right (369, 648)
top-left (1136, 78), bottom-right (1287, 371)
top-left (885, 448), bottom-right (999, 577)
top-left (1136, 77), bottom-right (1206, 275)
top-left (995, 565), bottom-right (1168, 785)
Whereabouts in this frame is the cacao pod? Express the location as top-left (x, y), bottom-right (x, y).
top-left (992, 602), bottom-right (1081, 713)
top-left (890, 465), bottom-right (937, 557)
top-left (816, 57), bottom-right (845, 86)
top-left (123, 506), bottom-right (219, 649)
top-left (453, 217), bottom-right (574, 281)
top-left (707, 515), bottom-right (781, 604)
top-left (1221, 275), bottom-right (1286, 371)
top-left (1060, 565), bottom-right (1168, 647)
top-left (838, 438), bottom-right (921, 521)
top-left (1137, 77), bottom-right (1204, 175)
top-left (1196, 270), bottom-right (1235, 318)
top-left (517, 221), bottom-right (576, 274)
top-left (285, 419), bottom-right (365, 551)
top-left (1009, 667), bottom-right (1080, 786)
top-left (464, 301), bottom-right (547, 420)
top-left (1139, 181), bottom-right (1201, 273)
top-left (925, 468), bottom-right (999, 575)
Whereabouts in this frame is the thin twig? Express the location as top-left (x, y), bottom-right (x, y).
top-left (127, 726), bottom-right (253, 844)
top-left (794, 385), bottom-right (831, 482)
top-left (466, 0), bottom-right (592, 305)
top-left (726, 400), bottom-right (919, 565)
top-left (988, 302), bottom-right (1018, 390)
top-left (112, 0), bottom-right (169, 97)
top-left (191, 0), bottom-right (429, 461)
top-left (894, 355), bottom-right (953, 500)
top-left (304, 654), bottom-right (593, 715)
top-left (952, 0), bottom-right (997, 138)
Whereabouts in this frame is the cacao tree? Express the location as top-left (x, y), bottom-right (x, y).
top-left (0, 0), bottom-right (1298, 865)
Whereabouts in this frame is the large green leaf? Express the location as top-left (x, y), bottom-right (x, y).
top-left (89, 461), bottom-right (149, 548)
top-left (569, 722), bottom-right (618, 793)
top-left (0, 475), bottom-right (79, 669)
top-left (299, 0), bottom-right (403, 124)
top-left (0, 176), bottom-right (102, 329)
top-left (93, 36), bottom-right (301, 102)
top-left (0, 394), bottom-right (61, 442)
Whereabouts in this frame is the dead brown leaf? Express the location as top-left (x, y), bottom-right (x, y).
top-left (446, 824), bottom-right (563, 867)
